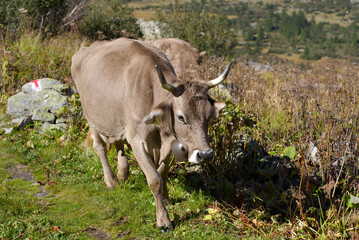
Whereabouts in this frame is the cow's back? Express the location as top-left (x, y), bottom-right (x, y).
top-left (71, 38), bottom-right (175, 138)
top-left (152, 38), bottom-right (200, 77)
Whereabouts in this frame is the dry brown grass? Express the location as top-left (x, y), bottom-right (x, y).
top-left (186, 57), bottom-right (359, 237)
top-left (202, 57), bottom-right (359, 186)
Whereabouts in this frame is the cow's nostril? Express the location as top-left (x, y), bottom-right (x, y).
top-left (198, 149), bottom-right (214, 160)
top-left (207, 149), bottom-right (214, 159)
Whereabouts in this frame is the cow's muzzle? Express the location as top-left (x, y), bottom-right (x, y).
top-left (188, 149), bottom-right (214, 164)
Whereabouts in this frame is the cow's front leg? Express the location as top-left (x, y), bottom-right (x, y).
top-left (129, 138), bottom-right (172, 230)
top-left (91, 128), bottom-right (117, 188)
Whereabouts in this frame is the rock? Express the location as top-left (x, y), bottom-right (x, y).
top-left (10, 116), bottom-right (33, 129)
top-left (55, 118), bottom-right (67, 124)
top-left (245, 61), bottom-right (273, 72)
top-left (52, 84), bottom-right (74, 96)
top-left (6, 78), bottom-right (76, 131)
top-left (22, 78), bottom-right (73, 96)
top-left (41, 122), bottom-right (66, 133)
top-left (309, 142), bottom-right (320, 166)
top-left (3, 128), bottom-right (14, 134)
top-left (32, 108), bottom-right (56, 123)
top-left (137, 19), bottom-right (162, 40)
top-left (7, 90), bottom-right (68, 117)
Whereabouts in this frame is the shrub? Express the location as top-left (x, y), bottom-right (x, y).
top-left (0, 0), bottom-right (26, 38)
top-left (24, 0), bottom-right (69, 36)
top-left (156, 5), bottom-right (237, 57)
top-left (0, 0), bottom-right (70, 38)
top-left (79, 1), bottom-right (142, 40)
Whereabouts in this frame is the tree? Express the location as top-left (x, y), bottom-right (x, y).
top-left (25, 0), bottom-right (68, 35)
top-left (255, 24), bottom-right (264, 52)
top-left (245, 42), bottom-right (253, 55)
top-left (244, 27), bottom-right (255, 41)
top-left (80, 2), bottom-right (142, 40)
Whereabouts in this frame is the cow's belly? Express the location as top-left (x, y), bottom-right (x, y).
top-left (80, 90), bottom-right (128, 143)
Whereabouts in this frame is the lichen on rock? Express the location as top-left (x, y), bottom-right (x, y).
top-left (4, 78), bottom-right (76, 133)
top-left (32, 108), bottom-right (56, 123)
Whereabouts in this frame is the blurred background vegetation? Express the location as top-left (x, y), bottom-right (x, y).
top-left (1, 0), bottom-right (359, 61)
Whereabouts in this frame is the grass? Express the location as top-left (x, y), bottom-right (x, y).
top-left (0, 32), bottom-right (88, 95)
top-left (0, 123), bottom-right (239, 239)
top-left (0, 32), bottom-right (359, 239)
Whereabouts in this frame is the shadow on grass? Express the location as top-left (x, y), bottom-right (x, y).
top-left (170, 139), bottom-right (342, 226)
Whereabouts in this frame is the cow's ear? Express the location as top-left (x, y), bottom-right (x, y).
top-left (212, 102), bottom-right (226, 122)
top-left (143, 105), bottom-right (172, 125)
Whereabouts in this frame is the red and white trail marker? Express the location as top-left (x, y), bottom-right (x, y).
top-left (29, 79), bottom-right (41, 90)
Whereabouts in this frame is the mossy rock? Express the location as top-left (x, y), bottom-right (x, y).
top-left (32, 108), bottom-right (56, 123)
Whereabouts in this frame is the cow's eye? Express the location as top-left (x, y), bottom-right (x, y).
top-left (177, 114), bottom-right (186, 123)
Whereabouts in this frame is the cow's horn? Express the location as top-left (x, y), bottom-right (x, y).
top-left (155, 65), bottom-right (184, 97)
top-left (155, 65), bottom-right (177, 92)
top-left (207, 62), bottom-right (232, 88)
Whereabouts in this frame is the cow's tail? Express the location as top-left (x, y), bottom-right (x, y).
top-left (84, 128), bottom-right (93, 151)
top-left (84, 128), bottom-right (111, 152)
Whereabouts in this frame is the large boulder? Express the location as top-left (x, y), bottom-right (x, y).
top-left (21, 78), bottom-right (73, 95)
top-left (7, 90), bottom-right (68, 117)
top-left (5, 78), bottom-right (75, 132)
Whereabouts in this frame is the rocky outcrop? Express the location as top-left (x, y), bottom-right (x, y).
top-left (5, 78), bottom-right (75, 133)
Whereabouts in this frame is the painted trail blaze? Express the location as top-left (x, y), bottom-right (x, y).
top-left (30, 79), bottom-right (41, 88)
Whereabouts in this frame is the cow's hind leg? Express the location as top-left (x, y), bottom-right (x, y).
top-left (114, 142), bottom-right (129, 182)
top-left (157, 162), bottom-right (170, 201)
top-left (157, 135), bottom-right (175, 201)
top-left (91, 128), bottom-right (117, 188)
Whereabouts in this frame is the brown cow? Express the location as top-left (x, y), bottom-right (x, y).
top-left (71, 38), bottom-right (231, 230)
top-left (152, 38), bottom-right (203, 78)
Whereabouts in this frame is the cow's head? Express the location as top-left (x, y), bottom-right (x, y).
top-left (144, 63), bottom-right (232, 164)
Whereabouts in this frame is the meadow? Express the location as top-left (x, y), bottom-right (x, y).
top-left (1, 0), bottom-right (359, 238)
top-left (0, 32), bottom-right (358, 239)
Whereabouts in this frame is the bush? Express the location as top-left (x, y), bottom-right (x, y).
top-left (0, 0), bottom-right (70, 38)
top-left (0, 0), bottom-right (26, 38)
top-left (24, 0), bottom-right (69, 36)
top-left (79, 1), bottom-right (142, 40)
top-left (156, 5), bottom-right (237, 57)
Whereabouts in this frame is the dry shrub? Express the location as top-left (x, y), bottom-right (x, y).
top-left (184, 57), bottom-right (359, 231)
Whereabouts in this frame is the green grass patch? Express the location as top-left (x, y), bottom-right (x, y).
top-left (0, 126), bottom-right (239, 239)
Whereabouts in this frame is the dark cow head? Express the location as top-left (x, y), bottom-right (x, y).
top-left (144, 63), bottom-right (232, 164)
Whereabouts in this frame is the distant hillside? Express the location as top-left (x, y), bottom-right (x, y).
top-left (130, 0), bottom-right (359, 63)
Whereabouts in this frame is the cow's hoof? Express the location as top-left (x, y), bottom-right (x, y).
top-left (160, 225), bottom-right (173, 233)
top-left (105, 178), bottom-right (117, 189)
top-left (117, 174), bottom-right (129, 183)
top-left (117, 167), bottom-right (129, 183)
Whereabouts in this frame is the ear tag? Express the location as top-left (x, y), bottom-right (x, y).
top-left (155, 119), bottom-right (160, 125)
